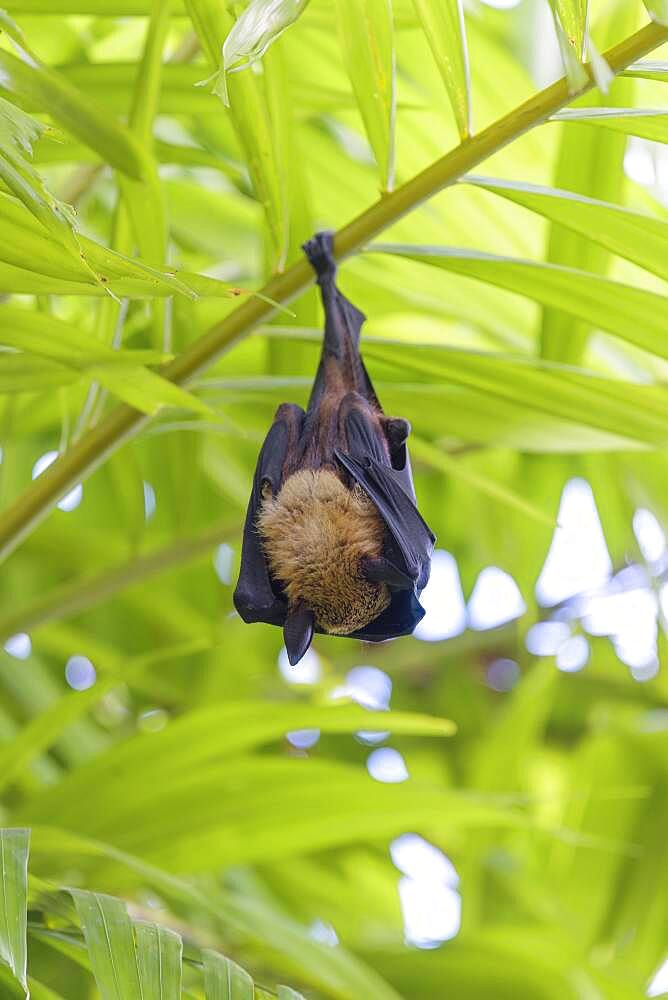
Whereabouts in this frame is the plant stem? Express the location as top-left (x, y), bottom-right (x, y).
top-left (0, 20), bottom-right (665, 564)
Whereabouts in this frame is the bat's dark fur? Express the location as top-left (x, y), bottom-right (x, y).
top-left (234, 232), bottom-right (435, 665)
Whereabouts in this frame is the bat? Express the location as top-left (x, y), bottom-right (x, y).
top-left (233, 231), bottom-right (435, 665)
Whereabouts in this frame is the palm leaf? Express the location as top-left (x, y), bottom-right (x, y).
top-left (71, 891), bottom-right (142, 1000)
top-left (467, 175), bottom-right (668, 282)
top-left (202, 951), bottom-right (254, 1000)
top-left (0, 42), bottom-right (145, 179)
top-left (552, 107), bottom-right (668, 142)
top-left (372, 245), bottom-right (668, 361)
top-left (0, 829), bottom-right (29, 997)
top-left (411, 0), bottom-right (471, 138)
top-left (134, 922), bottom-right (182, 1000)
top-left (335, 0), bottom-right (396, 191)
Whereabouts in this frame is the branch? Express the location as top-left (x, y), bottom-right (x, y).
top-left (0, 21), bottom-right (666, 564)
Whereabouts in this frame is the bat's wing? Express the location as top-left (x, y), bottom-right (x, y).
top-left (335, 403), bottom-right (435, 642)
top-left (336, 449), bottom-right (434, 588)
top-left (348, 590), bottom-right (426, 640)
top-left (233, 403), bottom-right (305, 626)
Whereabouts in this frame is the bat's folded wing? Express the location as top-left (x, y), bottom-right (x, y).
top-left (350, 588), bottom-right (427, 640)
top-left (334, 449), bottom-right (435, 641)
top-left (233, 404), bottom-right (304, 626)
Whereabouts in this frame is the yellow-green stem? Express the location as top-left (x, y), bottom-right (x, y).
top-left (0, 20), bottom-right (665, 564)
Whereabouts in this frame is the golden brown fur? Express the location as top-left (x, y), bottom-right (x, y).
top-left (258, 469), bottom-right (390, 634)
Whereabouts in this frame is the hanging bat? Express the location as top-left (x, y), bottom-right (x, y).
top-left (233, 232), bottom-right (435, 665)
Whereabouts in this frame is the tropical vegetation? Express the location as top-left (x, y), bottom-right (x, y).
top-left (0, 0), bottom-right (668, 997)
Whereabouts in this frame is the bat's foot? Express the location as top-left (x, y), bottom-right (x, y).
top-left (303, 231), bottom-right (337, 281)
top-left (385, 417), bottom-right (411, 448)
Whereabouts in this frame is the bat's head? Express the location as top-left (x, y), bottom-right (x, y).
top-left (258, 469), bottom-right (391, 654)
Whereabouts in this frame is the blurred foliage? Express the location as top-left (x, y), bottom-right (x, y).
top-left (0, 0), bottom-right (668, 997)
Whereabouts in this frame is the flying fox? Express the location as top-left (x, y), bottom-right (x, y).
top-left (233, 232), bottom-right (434, 665)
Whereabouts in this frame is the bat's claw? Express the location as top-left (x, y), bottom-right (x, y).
top-left (385, 417), bottom-right (411, 447)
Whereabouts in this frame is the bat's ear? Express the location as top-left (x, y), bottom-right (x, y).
top-left (362, 556), bottom-right (413, 591)
top-left (284, 602), bottom-right (316, 666)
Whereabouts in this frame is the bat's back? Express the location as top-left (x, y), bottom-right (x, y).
top-left (300, 233), bottom-right (382, 470)
top-left (303, 233), bottom-right (379, 409)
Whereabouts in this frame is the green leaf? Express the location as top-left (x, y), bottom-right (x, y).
top-left (0, 518), bottom-right (235, 641)
top-left (277, 989), bottom-right (307, 1000)
top-left (0, 829), bottom-right (29, 997)
top-left (0, 49), bottom-right (145, 180)
top-left (361, 342), bottom-right (668, 448)
top-left (0, 967), bottom-right (66, 1000)
top-left (0, 306), bottom-right (210, 416)
top-left (0, 95), bottom-right (78, 255)
top-left (0, 307), bottom-right (210, 415)
top-left (539, 0), bottom-right (637, 364)
top-left (0, 306), bottom-right (166, 368)
top-left (71, 890), bottom-right (142, 1000)
top-left (467, 175), bottom-right (668, 283)
top-left (0, 21), bottom-right (147, 296)
top-left (218, 0), bottom-right (311, 106)
top-left (410, 0), bottom-right (471, 138)
top-left (410, 435), bottom-right (554, 527)
top-left (548, 4), bottom-right (587, 92)
top-left (118, 0), bottom-right (171, 270)
top-left (2, 1), bottom-right (183, 8)
top-left (586, 36), bottom-right (615, 94)
top-left (546, 730), bottom-right (652, 949)
top-left (0, 355), bottom-right (79, 394)
top-left (87, 367), bottom-right (212, 417)
top-left (335, 0), bottom-right (395, 191)
top-left (15, 702), bottom-right (455, 824)
top-left (28, 827), bottom-right (404, 1000)
top-left (126, 0), bottom-right (172, 150)
top-left (548, 0), bottom-right (587, 59)
top-left (623, 60), bottom-right (668, 82)
top-left (642, 0), bottom-right (668, 25)
top-left (0, 262), bottom-right (237, 300)
top-left (186, 0), bottom-right (290, 270)
top-left (372, 245), bottom-right (668, 361)
top-left (461, 660), bottom-right (559, 923)
top-left (552, 108), bottom-right (668, 143)
top-left (0, 192), bottom-right (196, 298)
top-left (369, 930), bottom-right (621, 1000)
top-left (134, 921), bottom-right (182, 1000)
top-left (202, 951), bottom-right (254, 1000)
top-left (21, 754), bottom-right (523, 871)
top-left (0, 642), bottom-right (210, 795)
top-left (43, 60), bottom-right (349, 119)
top-left (183, 0), bottom-right (227, 65)
top-left (201, 352), bottom-right (668, 452)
